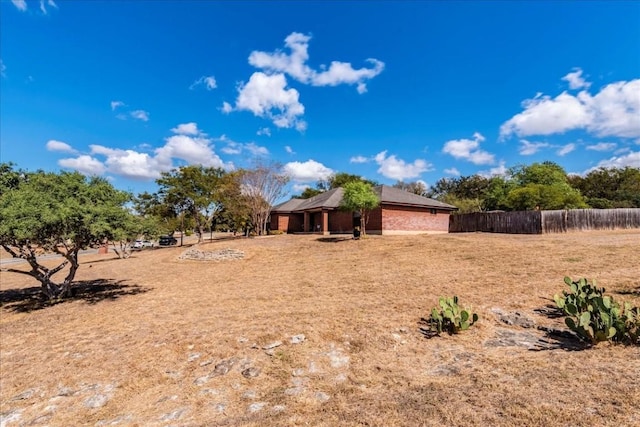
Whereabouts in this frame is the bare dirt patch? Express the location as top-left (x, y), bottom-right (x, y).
top-left (1, 231), bottom-right (639, 426)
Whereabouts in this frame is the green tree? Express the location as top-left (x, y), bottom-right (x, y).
top-left (319, 172), bottom-right (378, 190)
top-left (505, 162), bottom-right (587, 210)
top-left (156, 166), bottom-right (228, 243)
top-left (569, 167), bottom-right (640, 208)
top-left (340, 181), bottom-right (380, 236)
top-left (0, 168), bottom-right (132, 299)
top-left (294, 187), bottom-right (324, 199)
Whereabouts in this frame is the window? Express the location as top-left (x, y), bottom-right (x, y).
top-left (430, 208), bottom-right (437, 215)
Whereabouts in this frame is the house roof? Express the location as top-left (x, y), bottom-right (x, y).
top-left (272, 185), bottom-right (457, 213)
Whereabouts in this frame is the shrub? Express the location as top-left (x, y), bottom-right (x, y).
top-left (420, 296), bottom-right (478, 336)
top-left (554, 277), bottom-right (640, 345)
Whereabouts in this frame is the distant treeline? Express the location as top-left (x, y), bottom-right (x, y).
top-left (424, 162), bottom-right (640, 213)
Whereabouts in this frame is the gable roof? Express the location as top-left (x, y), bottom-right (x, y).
top-left (273, 185), bottom-right (457, 213)
top-left (376, 185), bottom-right (457, 210)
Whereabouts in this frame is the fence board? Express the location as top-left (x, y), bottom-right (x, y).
top-left (449, 209), bottom-right (640, 234)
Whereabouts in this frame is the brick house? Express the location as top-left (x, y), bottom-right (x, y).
top-left (270, 185), bottom-right (457, 235)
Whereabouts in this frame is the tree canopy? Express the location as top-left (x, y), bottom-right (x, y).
top-left (0, 166), bottom-right (133, 299)
top-left (340, 181), bottom-right (380, 236)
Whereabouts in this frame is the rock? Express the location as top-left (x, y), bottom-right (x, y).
top-left (180, 248), bottom-right (245, 261)
top-left (484, 328), bottom-right (542, 349)
top-left (212, 359), bottom-right (235, 376)
top-left (398, 327), bottom-right (409, 333)
top-left (290, 334), bottom-right (305, 344)
top-left (284, 387), bottom-right (304, 396)
top-left (327, 348), bottom-right (349, 369)
top-left (95, 415), bottom-right (133, 426)
top-left (248, 402), bottom-right (266, 413)
top-left (242, 390), bottom-right (257, 399)
top-left (188, 353), bottom-right (201, 362)
top-left (11, 389), bottom-right (36, 401)
top-left (56, 386), bottom-right (74, 397)
top-left (85, 394), bottom-right (109, 409)
top-left (292, 368), bottom-right (305, 377)
top-left (159, 408), bottom-right (186, 421)
top-left (242, 367), bottom-right (261, 378)
top-left (315, 391), bottom-right (330, 403)
top-left (272, 405), bottom-right (286, 412)
top-left (199, 359), bottom-right (213, 367)
top-left (194, 376), bottom-right (209, 386)
top-left (238, 337), bottom-right (249, 344)
top-left (492, 308), bottom-right (536, 328)
top-left (213, 403), bottom-right (226, 413)
top-left (0, 410), bottom-right (22, 426)
top-left (263, 341), bottom-right (283, 350)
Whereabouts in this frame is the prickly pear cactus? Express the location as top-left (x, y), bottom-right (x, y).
top-left (554, 276), bottom-right (640, 346)
top-left (421, 296), bottom-right (479, 336)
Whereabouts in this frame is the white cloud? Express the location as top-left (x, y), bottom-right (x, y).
top-left (562, 68), bottom-right (591, 90)
top-left (444, 167), bottom-right (460, 176)
top-left (500, 92), bottom-right (591, 138)
top-left (500, 78), bottom-right (640, 139)
top-left (374, 151), bottom-right (432, 181)
top-left (519, 139), bottom-right (550, 155)
top-left (1, 60), bottom-right (6, 78)
top-left (284, 145), bottom-right (294, 154)
top-left (221, 102), bottom-right (233, 114)
top-left (221, 144), bottom-right (241, 155)
top-left (55, 125), bottom-right (234, 180)
top-left (478, 161), bottom-right (508, 178)
top-left (46, 139), bottom-right (76, 153)
top-left (171, 122), bottom-right (200, 136)
top-left (233, 72), bottom-right (306, 130)
top-left (556, 143), bottom-right (576, 156)
top-left (257, 127), bottom-right (271, 137)
top-left (130, 110), bottom-right (149, 121)
top-left (284, 160), bottom-right (334, 182)
top-left (11, 0), bottom-right (27, 12)
top-left (59, 155), bottom-right (106, 176)
top-left (349, 155), bottom-right (370, 164)
top-left (586, 142), bottom-right (617, 152)
top-left (442, 132), bottom-right (495, 165)
top-left (292, 183), bottom-right (311, 193)
top-left (244, 142), bottom-right (269, 156)
top-left (89, 146), bottom-right (162, 179)
top-left (219, 137), bottom-right (268, 157)
top-left (110, 100), bottom-right (125, 111)
top-left (585, 151), bottom-right (640, 173)
top-left (190, 75), bottom-right (217, 90)
top-left (248, 32), bottom-right (384, 92)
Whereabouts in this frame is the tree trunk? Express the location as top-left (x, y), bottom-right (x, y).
top-left (360, 208), bottom-right (366, 236)
top-left (5, 247), bottom-right (81, 300)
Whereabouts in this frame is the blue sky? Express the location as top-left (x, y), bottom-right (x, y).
top-left (1, 1), bottom-right (639, 197)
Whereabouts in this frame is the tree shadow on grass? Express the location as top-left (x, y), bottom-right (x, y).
top-left (0, 279), bottom-right (150, 313)
top-left (614, 287), bottom-right (640, 296)
top-left (316, 236), bottom-right (354, 243)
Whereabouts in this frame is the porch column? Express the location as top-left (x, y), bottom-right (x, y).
top-left (322, 210), bottom-right (329, 235)
top-left (303, 211), bottom-right (310, 232)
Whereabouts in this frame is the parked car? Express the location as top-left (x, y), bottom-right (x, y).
top-left (132, 240), bottom-right (154, 250)
top-left (158, 235), bottom-right (178, 246)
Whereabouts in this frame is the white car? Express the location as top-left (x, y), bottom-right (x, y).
top-left (132, 240), bottom-right (154, 250)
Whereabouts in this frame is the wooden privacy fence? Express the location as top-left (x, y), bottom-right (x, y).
top-left (449, 209), bottom-right (640, 234)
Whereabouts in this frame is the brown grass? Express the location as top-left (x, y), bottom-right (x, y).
top-left (1, 231), bottom-right (639, 426)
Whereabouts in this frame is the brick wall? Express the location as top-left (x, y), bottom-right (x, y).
top-left (271, 213), bottom-right (304, 233)
top-left (381, 205), bottom-right (450, 234)
top-left (329, 211), bottom-right (354, 233)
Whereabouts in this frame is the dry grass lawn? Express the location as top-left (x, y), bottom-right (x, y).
top-left (1, 231), bottom-right (639, 426)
